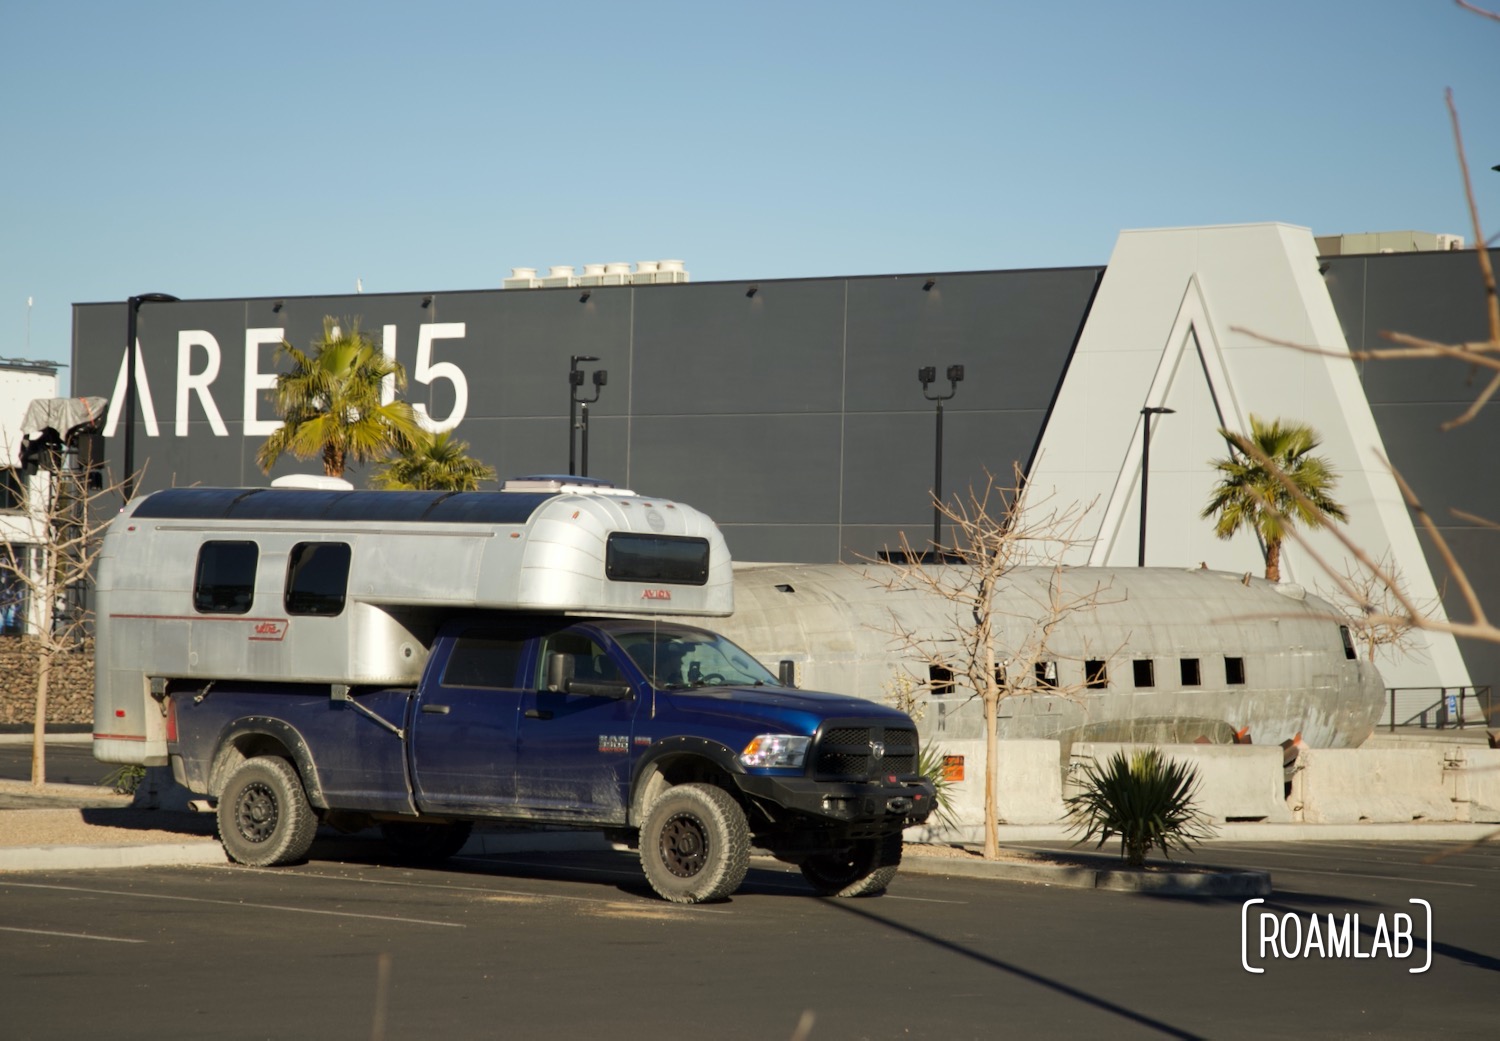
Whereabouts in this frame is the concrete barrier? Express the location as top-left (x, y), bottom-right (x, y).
top-left (1453, 748), bottom-right (1500, 824)
top-left (1067, 743), bottom-right (1292, 824)
top-left (1292, 747), bottom-right (1455, 823)
top-left (909, 739), bottom-right (1064, 843)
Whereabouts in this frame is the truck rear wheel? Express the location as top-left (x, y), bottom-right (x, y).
top-left (640, 783), bottom-right (750, 904)
top-left (380, 820), bottom-right (474, 864)
top-left (217, 756), bottom-right (318, 867)
top-left (800, 833), bottom-right (903, 897)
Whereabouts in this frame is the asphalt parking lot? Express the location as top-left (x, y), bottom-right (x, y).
top-left (3, 828), bottom-right (1497, 1040)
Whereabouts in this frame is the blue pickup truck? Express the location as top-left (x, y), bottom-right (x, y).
top-left (94, 481), bottom-right (933, 903)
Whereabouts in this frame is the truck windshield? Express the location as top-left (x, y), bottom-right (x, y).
top-left (615, 629), bottom-right (778, 690)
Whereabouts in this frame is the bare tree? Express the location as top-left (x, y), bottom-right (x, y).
top-left (863, 468), bottom-right (1115, 860)
top-left (1, 450), bottom-right (127, 787)
top-left (1315, 550), bottom-right (1436, 666)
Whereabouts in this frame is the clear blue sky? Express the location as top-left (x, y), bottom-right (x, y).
top-left (3, 0), bottom-right (1497, 390)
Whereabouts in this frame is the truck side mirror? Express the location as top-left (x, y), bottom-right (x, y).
top-left (546, 651), bottom-right (633, 699)
top-left (778, 660), bottom-right (798, 688)
top-left (546, 652), bottom-right (571, 693)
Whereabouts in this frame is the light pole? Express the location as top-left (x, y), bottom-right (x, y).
top-left (919, 364), bottom-right (964, 556)
top-left (1138, 405), bottom-right (1175, 567)
top-left (123, 293), bottom-right (178, 501)
top-left (568, 356), bottom-right (607, 477)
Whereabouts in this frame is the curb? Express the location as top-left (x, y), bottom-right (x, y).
top-left (0, 733), bottom-right (94, 746)
top-left (0, 842), bottom-right (228, 872)
top-left (898, 853), bottom-right (1272, 897)
top-left (952, 821), bottom-right (1500, 844)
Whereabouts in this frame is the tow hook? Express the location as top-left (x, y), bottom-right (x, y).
top-left (886, 796), bottom-right (912, 814)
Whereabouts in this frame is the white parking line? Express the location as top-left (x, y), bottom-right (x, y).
top-left (1264, 866), bottom-right (1474, 888)
top-left (0, 925), bottom-right (145, 944)
top-left (0, 881), bottom-right (466, 926)
top-left (263, 867), bottom-right (738, 914)
top-left (1199, 843), bottom-right (1493, 874)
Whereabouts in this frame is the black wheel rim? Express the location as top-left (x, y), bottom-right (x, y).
top-left (235, 781), bottom-right (278, 844)
top-left (811, 854), bottom-right (860, 887)
top-left (658, 812), bottom-right (709, 878)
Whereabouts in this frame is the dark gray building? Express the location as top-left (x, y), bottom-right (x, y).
top-left (68, 225), bottom-right (1498, 690)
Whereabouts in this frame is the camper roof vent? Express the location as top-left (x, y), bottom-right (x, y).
top-left (271, 474), bottom-right (355, 491)
top-left (502, 474), bottom-right (637, 496)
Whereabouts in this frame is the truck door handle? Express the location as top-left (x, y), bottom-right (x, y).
top-left (421, 704), bottom-right (451, 715)
top-left (525, 709), bottom-right (553, 720)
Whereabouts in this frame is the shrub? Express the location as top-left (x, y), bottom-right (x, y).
top-left (916, 742), bottom-right (960, 831)
top-left (1065, 748), bottom-right (1213, 867)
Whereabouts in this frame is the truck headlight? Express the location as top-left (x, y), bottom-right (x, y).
top-left (739, 734), bottom-right (811, 769)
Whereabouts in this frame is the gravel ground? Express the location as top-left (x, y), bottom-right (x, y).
top-left (0, 788), bottom-right (217, 848)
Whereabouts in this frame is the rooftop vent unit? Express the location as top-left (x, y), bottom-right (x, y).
top-left (540, 265), bottom-right (578, 288)
top-left (502, 259), bottom-right (689, 288)
top-left (656, 259), bottom-right (689, 284)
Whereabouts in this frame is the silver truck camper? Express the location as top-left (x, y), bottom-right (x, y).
top-left (93, 480), bottom-right (733, 765)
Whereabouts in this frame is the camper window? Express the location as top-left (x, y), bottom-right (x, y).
top-left (284, 542), bottom-right (352, 616)
top-left (605, 533), bottom-right (710, 586)
top-left (194, 541), bottom-right (258, 614)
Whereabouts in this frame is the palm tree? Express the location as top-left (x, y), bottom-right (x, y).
top-left (1202, 414), bottom-right (1348, 582)
top-left (370, 431), bottom-right (497, 491)
top-left (256, 317), bottom-right (426, 478)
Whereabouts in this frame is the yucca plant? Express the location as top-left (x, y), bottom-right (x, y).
top-left (916, 742), bottom-right (960, 832)
top-left (1065, 748), bottom-right (1213, 867)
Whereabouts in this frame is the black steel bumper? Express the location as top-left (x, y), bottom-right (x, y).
top-left (734, 772), bottom-right (936, 828)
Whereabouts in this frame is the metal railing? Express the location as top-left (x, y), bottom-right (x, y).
top-left (1384, 686), bottom-right (1495, 730)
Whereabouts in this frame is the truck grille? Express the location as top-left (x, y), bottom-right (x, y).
top-left (814, 723), bottom-right (919, 779)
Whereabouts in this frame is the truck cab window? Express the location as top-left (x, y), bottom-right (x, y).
top-left (193, 541), bottom-right (258, 614)
top-left (442, 633), bottom-right (526, 689)
top-left (284, 542), bottom-right (352, 616)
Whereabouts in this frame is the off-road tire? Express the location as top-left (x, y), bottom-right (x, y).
top-left (799, 833), bottom-right (903, 897)
top-left (217, 756), bottom-right (318, 867)
top-left (640, 783), bottom-right (750, 904)
top-left (380, 820), bottom-right (474, 864)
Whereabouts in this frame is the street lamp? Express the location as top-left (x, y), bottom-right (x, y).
top-left (919, 364), bottom-right (964, 555)
top-left (568, 356), bottom-right (607, 477)
top-left (123, 293), bottom-right (178, 501)
top-left (1138, 405), bottom-right (1176, 567)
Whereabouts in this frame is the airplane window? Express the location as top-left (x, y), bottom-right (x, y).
top-left (1225, 657), bottom-right (1246, 685)
top-left (1132, 659), bottom-right (1155, 688)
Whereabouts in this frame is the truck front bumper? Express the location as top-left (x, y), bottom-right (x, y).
top-left (735, 773), bottom-right (936, 829)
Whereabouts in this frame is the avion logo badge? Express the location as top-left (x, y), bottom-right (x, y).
top-left (641, 589), bottom-right (672, 601)
top-left (249, 620), bottom-right (289, 642)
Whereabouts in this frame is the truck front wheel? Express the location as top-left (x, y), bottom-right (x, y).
top-left (799, 833), bottom-right (903, 897)
top-left (217, 756), bottom-right (318, 867)
top-left (640, 783), bottom-right (750, 904)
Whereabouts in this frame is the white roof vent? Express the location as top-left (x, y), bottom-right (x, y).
top-left (271, 474), bottom-right (356, 491)
top-left (540, 265), bottom-right (578, 288)
top-left (502, 474), bottom-right (637, 496)
top-left (502, 267), bottom-right (540, 290)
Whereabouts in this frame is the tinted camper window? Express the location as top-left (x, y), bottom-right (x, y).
top-left (605, 534), bottom-right (710, 586)
top-left (285, 542), bottom-right (352, 616)
top-left (194, 541), bottom-right (258, 614)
